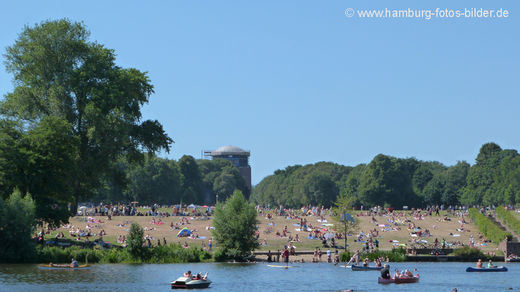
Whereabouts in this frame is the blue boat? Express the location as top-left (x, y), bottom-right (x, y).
top-left (466, 266), bottom-right (508, 272)
top-left (351, 264), bottom-right (384, 271)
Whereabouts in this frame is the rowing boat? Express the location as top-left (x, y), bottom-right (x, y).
top-left (351, 264), bottom-right (383, 271)
top-left (38, 264), bottom-right (90, 269)
top-left (267, 265), bottom-right (294, 268)
top-left (466, 266), bottom-right (508, 272)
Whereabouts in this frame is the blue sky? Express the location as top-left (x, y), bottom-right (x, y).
top-left (1, 1), bottom-right (518, 184)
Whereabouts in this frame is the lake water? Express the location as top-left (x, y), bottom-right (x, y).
top-left (0, 262), bottom-right (517, 291)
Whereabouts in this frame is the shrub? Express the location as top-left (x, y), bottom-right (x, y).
top-left (149, 243), bottom-right (211, 263)
top-left (36, 244), bottom-right (210, 264)
top-left (450, 246), bottom-right (485, 259)
top-left (212, 190), bottom-right (259, 261)
top-left (0, 191), bottom-right (36, 263)
top-left (339, 251), bottom-right (352, 262)
top-left (128, 222), bottom-right (146, 259)
top-left (340, 248), bottom-right (406, 263)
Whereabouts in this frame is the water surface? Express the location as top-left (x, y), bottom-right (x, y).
top-left (0, 262), bottom-right (518, 291)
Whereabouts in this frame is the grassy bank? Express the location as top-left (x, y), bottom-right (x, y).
top-left (468, 208), bottom-right (511, 243)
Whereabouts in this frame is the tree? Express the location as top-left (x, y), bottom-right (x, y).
top-left (442, 161), bottom-right (469, 206)
top-left (198, 159), bottom-right (248, 204)
top-left (302, 172), bottom-right (338, 207)
top-left (178, 155), bottom-right (203, 204)
top-left (423, 174), bottom-right (445, 205)
top-left (0, 117), bottom-right (77, 226)
top-left (2, 19), bottom-right (172, 215)
top-left (212, 190), bottom-right (258, 261)
top-left (251, 162), bottom-right (349, 208)
top-left (126, 155), bottom-right (181, 204)
top-left (332, 195), bottom-right (359, 251)
top-left (0, 190), bottom-right (36, 262)
top-left (128, 222), bottom-right (145, 259)
top-left (357, 154), bottom-right (415, 208)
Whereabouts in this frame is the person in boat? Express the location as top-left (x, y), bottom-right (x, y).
top-left (202, 272), bottom-right (208, 280)
top-left (404, 269), bottom-right (413, 277)
top-left (71, 258), bottom-right (79, 268)
top-left (476, 258), bottom-right (483, 268)
top-left (394, 269), bottom-right (401, 278)
top-left (362, 257), bottom-right (369, 267)
top-left (49, 258), bottom-right (78, 268)
top-left (487, 259), bottom-right (495, 268)
top-left (380, 264), bottom-right (391, 279)
top-left (184, 270), bottom-right (192, 279)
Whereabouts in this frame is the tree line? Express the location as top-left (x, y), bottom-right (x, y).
top-left (92, 154), bottom-right (249, 206)
top-left (252, 143), bottom-right (520, 209)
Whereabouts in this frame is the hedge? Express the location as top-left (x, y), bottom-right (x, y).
top-left (496, 207), bottom-right (520, 236)
top-left (468, 208), bottom-right (511, 243)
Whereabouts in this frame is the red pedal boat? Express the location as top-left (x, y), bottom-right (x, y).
top-left (378, 274), bottom-right (419, 284)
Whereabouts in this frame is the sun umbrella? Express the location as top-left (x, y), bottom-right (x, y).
top-left (324, 232), bottom-right (335, 239)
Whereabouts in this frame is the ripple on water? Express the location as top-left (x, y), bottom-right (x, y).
top-left (0, 262), bottom-right (519, 292)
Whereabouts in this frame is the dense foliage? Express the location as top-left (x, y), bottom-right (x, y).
top-left (495, 207), bottom-right (520, 237)
top-left (128, 223), bottom-right (146, 259)
top-left (0, 19), bottom-right (172, 225)
top-left (212, 190), bottom-right (259, 261)
top-left (92, 155), bottom-right (248, 204)
top-left (0, 191), bottom-right (36, 262)
top-left (468, 208), bottom-right (511, 243)
top-left (35, 244), bottom-right (211, 264)
top-left (339, 248), bottom-right (406, 262)
top-left (449, 246), bottom-right (486, 259)
top-left (251, 162), bottom-right (351, 208)
top-left (253, 143), bottom-right (520, 208)
top-left (461, 143), bottom-right (520, 206)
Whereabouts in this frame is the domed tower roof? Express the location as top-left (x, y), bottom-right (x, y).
top-left (210, 145), bottom-right (250, 156)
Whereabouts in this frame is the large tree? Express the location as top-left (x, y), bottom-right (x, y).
top-left (1, 19), bottom-right (172, 218)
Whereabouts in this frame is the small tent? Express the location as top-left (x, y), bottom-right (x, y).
top-left (177, 228), bottom-right (191, 237)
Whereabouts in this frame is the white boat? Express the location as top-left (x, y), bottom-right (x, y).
top-left (171, 276), bottom-right (211, 289)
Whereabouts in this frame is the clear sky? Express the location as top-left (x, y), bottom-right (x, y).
top-left (1, 1), bottom-right (519, 185)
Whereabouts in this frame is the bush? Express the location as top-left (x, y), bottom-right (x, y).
top-left (128, 222), bottom-right (146, 259)
top-left (450, 246), bottom-right (485, 259)
top-left (468, 208), bottom-right (511, 243)
top-left (150, 244), bottom-right (211, 263)
top-left (35, 244), bottom-right (210, 264)
top-left (340, 248), bottom-right (406, 263)
top-left (0, 191), bottom-right (36, 263)
top-left (212, 190), bottom-right (259, 261)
